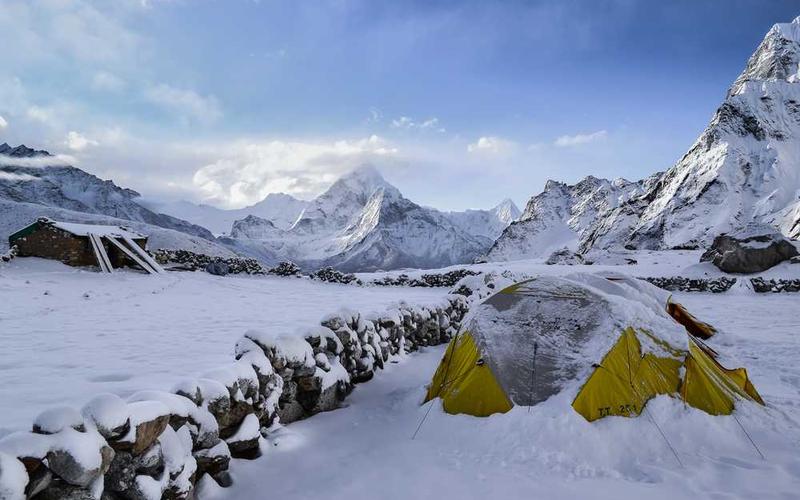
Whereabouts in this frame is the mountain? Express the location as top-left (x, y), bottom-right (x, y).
top-left (0, 144), bottom-right (233, 256)
top-left (487, 176), bottom-right (646, 260)
top-left (445, 199), bottom-right (521, 240)
top-left (224, 166), bottom-right (493, 271)
top-left (148, 193), bottom-right (308, 236)
top-left (490, 16), bottom-right (800, 260)
top-left (585, 16), bottom-right (800, 251)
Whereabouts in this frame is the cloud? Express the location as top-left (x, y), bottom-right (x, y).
top-left (0, 154), bottom-right (76, 168)
top-left (0, 171), bottom-right (39, 182)
top-left (26, 106), bottom-right (55, 125)
top-left (554, 130), bottom-right (607, 147)
top-left (91, 71), bottom-right (126, 92)
top-left (144, 83), bottom-right (222, 124)
top-left (0, 115), bottom-right (7, 129)
top-left (467, 136), bottom-right (516, 154)
top-left (65, 131), bottom-right (99, 151)
top-left (191, 135), bottom-right (399, 207)
top-left (391, 116), bottom-right (445, 132)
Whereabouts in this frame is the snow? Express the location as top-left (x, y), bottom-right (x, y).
top-left (48, 220), bottom-right (146, 240)
top-left (0, 258), bottom-right (447, 435)
top-left (32, 406), bottom-right (85, 434)
top-left (81, 394), bottom-right (130, 435)
top-left (0, 452), bottom-right (27, 500)
top-left (215, 291), bottom-right (800, 500)
top-left (227, 414), bottom-right (260, 443)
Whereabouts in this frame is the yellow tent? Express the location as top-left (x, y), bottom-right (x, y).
top-left (425, 274), bottom-right (763, 421)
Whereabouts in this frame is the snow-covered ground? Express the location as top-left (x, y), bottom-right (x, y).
top-left (208, 291), bottom-right (800, 500)
top-left (358, 250), bottom-right (800, 281)
top-left (0, 258), bottom-right (448, 435)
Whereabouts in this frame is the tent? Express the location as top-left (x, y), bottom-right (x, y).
top-left (425, 274), bottom-right (763, 420)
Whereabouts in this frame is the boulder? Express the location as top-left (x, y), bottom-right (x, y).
top-left (81, 394), bottom-right (130, 441)
top-left (46, 435), bottom-right (114, 488)
top-left (701, 229), bottom-right (799, 273)
top-left (225, 414), bottom-right (261, 459)
top-left (205, 261), bottom-right (230, 276)
top-left (545, 247), bottom-right (585, 265)
top-left (33, 407), bottom-right (85, 435)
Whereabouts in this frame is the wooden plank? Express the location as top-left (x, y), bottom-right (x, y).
top-left (87, 233), bottom-right (112, 273)
top-left (121, 236), bottom-right (165, 274)
top-left (106, 236), bottom-right (156, 274)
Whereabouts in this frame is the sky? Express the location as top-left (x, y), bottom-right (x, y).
top-left (0, 0), bottom-right (798, 211)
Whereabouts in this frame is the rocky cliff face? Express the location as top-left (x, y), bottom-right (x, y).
top-left (489, 16), bottom-right (800, 261)
top-left (590, 17), bottom-right (800, 251)
top-left (487, 176), bottom-right (645, 260)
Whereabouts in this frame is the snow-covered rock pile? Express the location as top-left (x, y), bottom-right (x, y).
top-left (0, 294), bottom-right (469, 498)
top-left (371, 269), bottom-right (479, 288)
top-left (641, 276), bottom-right (737, 293)
top-left (239, 295), bottom-right (469, 424)
top-left (450, 271), bottom-right (524, 304)
top-left (153, 248), bottom-right (265, 275)
top-left (545, 247), bottom-right (585, 265)
top-left (267, 261), bottom-right (303, 277)
top-left (750, 277), bottom-right (800, 292)
top-left (1, 245), bottom-right (17, 263)
top-left (700, 229), bottom-right (799, 273)
top-left (309, 267), bottom-right (361, 285)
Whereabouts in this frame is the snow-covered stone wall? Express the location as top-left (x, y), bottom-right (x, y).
top-left (0, 294), bottom-right (469, 499)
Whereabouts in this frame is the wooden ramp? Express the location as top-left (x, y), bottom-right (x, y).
top-left (120, 235), bottom-right (165, 274)
top-left (106, 236), bottom-right (159, 275)
top-left (87, 233), bottom-right (113, 273)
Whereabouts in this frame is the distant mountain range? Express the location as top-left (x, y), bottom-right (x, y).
top-left (2, 16), bottom-right (799, 270)
top-left (215, 166), bottom-right (516, 271)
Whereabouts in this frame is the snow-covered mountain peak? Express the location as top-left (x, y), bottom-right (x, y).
top-left (491, 199), bottom-right (521, 224)
top-left (0, 143), bottom-right (51, 158)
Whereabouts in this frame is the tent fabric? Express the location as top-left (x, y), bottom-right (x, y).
top-left (571, 327), bottom-right (682, 421)
top-left (425, 274), bottom-right (764, 422)
top-left (681, 340), bottom-right (765, 415)
top-left (424, 332), bottom-right (512, 417)
top-left (666, 298), bottom-right (716, 339)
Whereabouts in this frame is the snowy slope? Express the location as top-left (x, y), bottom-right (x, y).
top-left (148, 193), bottom-right (308, 235)
top-left (487, 176), bottom-right (646, 260)
top-left (445, 198), bottom-right (521, 240)
top-left (224, 166), bottom-right (492, 271)
top-left (0, 144), bottom-right (215, 241)
top-left (587, 17), bottom-right (800, 251)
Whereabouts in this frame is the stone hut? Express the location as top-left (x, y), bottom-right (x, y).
top-left (8, 217), bottom-right (163, 274)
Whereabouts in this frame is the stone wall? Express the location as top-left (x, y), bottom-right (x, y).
top-left (640, 276), bottom-right (737, 293)
top-left (0, 294), bottom-right (469, 499)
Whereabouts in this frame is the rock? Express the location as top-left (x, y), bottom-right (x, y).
top-left (193, 441), bottom-right (230, 477)
top-left (225, 414), bottom-right (261, 459)
top-left (113, 402), bottom-right (170, 455)
top-left (268, 261), bottom-right (302, 276)
top-left (82, 394), bottom-right (130, 441)
top-left (205, 261), bottom-right (230, 276)
top-left (34, 478), bottom-right (96, 500)
top-left (46, 434), bottom-right (114, 488)
top-left (104, 443), bottom-right (164, 494)
top-left (33, 407), bottom-right (85, 435)
top-left (545, 247), bottom-right (584, 265)
top-left (23, 458), bottom-right (51, 498)
top-left (701, 229), bottom-right (799, 273)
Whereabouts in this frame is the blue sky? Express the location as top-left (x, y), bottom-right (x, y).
top-left (0, 1), bottom-right (798, 210)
